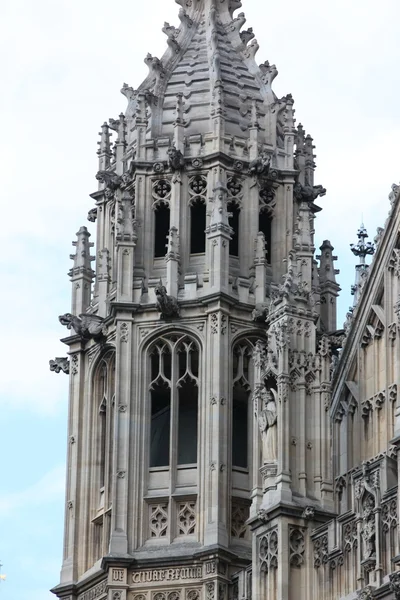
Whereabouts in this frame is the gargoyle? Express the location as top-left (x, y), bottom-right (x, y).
top-left (252, 303), bottom-right (270, 323)
top-left (87, 208), bottom-right (98, 223)
top-left (168, 146), bottom-right (185, 172)
top-left (249, 151), bottom-right (272, 177)
top-left (49, 357), bottom-right (70, 374)
top-left (155, 285), bottom-right (180, 319)
top-left (96, 170), bottom-right (122, 191)
top-left (294, 182), bottom-right (326, 203)
top-left (59, 313), bottom-right (107, 340)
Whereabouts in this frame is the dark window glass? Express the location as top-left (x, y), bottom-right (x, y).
top-left (259, 212), bottom-right (272, 262)
top-left (154, 205), bottom-right (170, 258)
top-left (232, 389), bottom-right (248, 468)
top-left (228, 202), bottom-right (240, 257)
top-left (178, 381), bottom-right (198, 465)
top-left (150, 389), bottom-right (171, 467)
top-left (190, 201), bottom-right (206, 254)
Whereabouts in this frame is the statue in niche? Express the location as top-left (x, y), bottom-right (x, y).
top-left (258, 387), bottom-right (278, 463)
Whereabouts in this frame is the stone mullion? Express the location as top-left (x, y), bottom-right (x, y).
top-left (204, 309), bottom-right (230, 548)
top-left (129, 326), bottom-right (141, 551)
top-left (110, 318), bottom-right (133, 554)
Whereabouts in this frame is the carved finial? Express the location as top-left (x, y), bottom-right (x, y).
top-left (120, 83), bottom-right (136, 101)
top-left (350, 224), bottom-right (375, 305)
top-left (174, 93), bottom-right (185, 126)
top-left (69, 227), bottom-right (95, 278)
top-left (97, 122), bottom-right (112, 170)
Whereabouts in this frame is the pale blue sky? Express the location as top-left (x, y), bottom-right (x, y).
top-left (1, 0), bottom-right (399, 597)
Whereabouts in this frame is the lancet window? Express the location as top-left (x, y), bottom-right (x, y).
top-left (232, 341), bottom-right (254, 470)
top-left (189, 175), bottom-right (207, 255)
top-left (91, 350), bottom-right (115, 563)
top-left (152, 179), bottom-right (171, 258)
top-left (149, 335), bottom-right (200, 468)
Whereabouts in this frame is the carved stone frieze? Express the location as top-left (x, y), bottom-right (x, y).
top-left (313, 533), bottom-right (328, 568)
top-left (389, 572), bottom-right (400, 599)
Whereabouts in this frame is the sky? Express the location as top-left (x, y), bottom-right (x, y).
top-left (0, 0), bottom-right (399, 597)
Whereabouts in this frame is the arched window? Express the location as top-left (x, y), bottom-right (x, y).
top-left (232, 342), bottom-right (253, 469)
top-left (92, 350), bottom-right (115, 563)
top-left (189, 175), bottom-right (208, 255)
top-left (152, 179), bottom-right (172, 258)
top-left (149, 335), bottom-right (199, 468)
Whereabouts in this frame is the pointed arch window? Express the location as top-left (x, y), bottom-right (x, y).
top-left (232, 342), bottom-right (254, 470)
top-left (149, 335), bottom-right (199, 468)
top-left (153, 179), bottom-right (172, 258)
top-left (189, 175), bottom-right (208, 255)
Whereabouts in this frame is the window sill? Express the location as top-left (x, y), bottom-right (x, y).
top-left (232, 466), bottom-right (249, 474)
top-left (177, 463), bottom-right (197, 470)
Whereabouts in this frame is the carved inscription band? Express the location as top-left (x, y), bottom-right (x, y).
top-left (77, 580), bottom-right (107, 600)
top-left (132, 567), bottom-right (202, 584)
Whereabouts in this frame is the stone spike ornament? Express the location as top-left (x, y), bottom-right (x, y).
top-left (350, 223), bottom-right (375, 306)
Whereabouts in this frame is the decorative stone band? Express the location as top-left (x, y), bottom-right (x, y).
top-left (77, 580), bottom-right (107, 600)
top-left (132, 567), bottom-right (202, 585)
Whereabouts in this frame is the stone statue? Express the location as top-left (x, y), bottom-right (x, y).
top-left (249, 151), bottom-right (271, 177)
top-left (155, 285), bottom-right (180, 319)
top-left (294, 182), bottom-right (326, 203)
top-left (252, 303), bottom-right (269, 323)
top-left (49, 357), bottom-right (70, 374)
top-left (59, 313), bottom-right (107, 340)
top-left (258, 388), bottom-right (278, 463)
top-left (389, 183), bottom-right (400, 206)
top-left (167, 146), bottom-right (185, 172)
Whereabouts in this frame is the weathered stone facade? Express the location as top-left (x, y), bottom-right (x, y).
top-left (50, 1), bottom-right (400, 599)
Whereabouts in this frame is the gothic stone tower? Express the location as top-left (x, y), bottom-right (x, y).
top-left (51, 1), bottom-right (341, 599)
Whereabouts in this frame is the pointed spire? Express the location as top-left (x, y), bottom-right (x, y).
top-left (317, 240), bottom-right (341, 332)
top-left (69, 227), bottom-right (95, 278)
top-left (97, 122), bottom-right (112, 171)
top-left (69, 227), bottom-right (95, 315)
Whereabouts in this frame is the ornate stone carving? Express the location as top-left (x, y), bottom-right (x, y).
top-left (120, 322), bottom-right (129, 343)
top-left (357, 587), bottom-right (374, 600)
top-left (87, 208), bottom-right (98, 222)
top-left (177, 501), bottom-right (196, 535)
top-left (343, 521), bottom-right (358, 553)
top-left (231, 501), bottom-right (249, 539)
top-left (289, 527), bottom-right (306, 567)
top-left (302, 506), bottom-right (315, 520)
top-left (259, 528), bottom-right (278, 573)
top-left (59, 313), bottom-right (107, 340)
top-left (382, 497), bottom-right (397, 532)
top-left (206, 582), bottom-right (215, 600)
top-left (155, 285), bottom-right (180, 319)
top-left (313, 533), bottom-right (328, 567)
top-left (186, 592), bottom-right (200, 600)
top-left (249, 151), bottom-right (271, 177)
top-left (49, 357), bottom-right (69, 374)
top-left (389, 572), bottom-right (400, 599)
top-left (388, 249), bottom-right (400, 277)
top-left (168, 146), bottom-right (185, 171)
top-left (149, 503), bottom-right (168, 538)
top-left (294, 182), bottom-right (326, 203)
